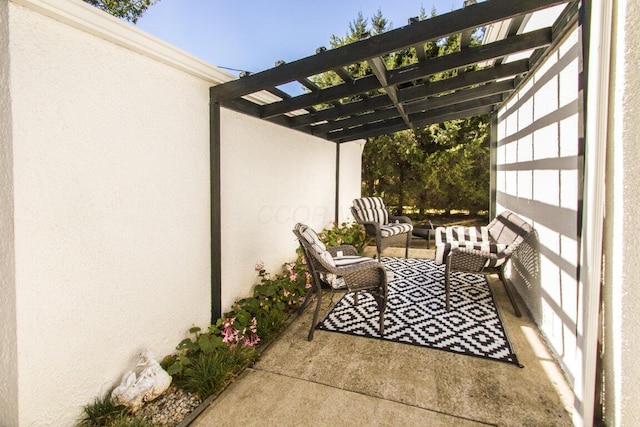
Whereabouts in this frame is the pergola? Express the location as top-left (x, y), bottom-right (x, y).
top-left (209, 0), bottom-right (577, 143)
top-left (208, 0), bottom-right (579, 318)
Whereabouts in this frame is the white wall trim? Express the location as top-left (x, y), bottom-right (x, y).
top-left (575, 0), bottom-right (614, 425)
top-left (10, 0), bottom-right (241, 84)
top-left (10, 0), bottom-right (289, 107)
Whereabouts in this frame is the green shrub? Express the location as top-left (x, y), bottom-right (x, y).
top-left (318, 221), bottom-right (368, 254)
top-left (179, 346), bottom-right (257, 397)
top-left (77, 395), bottom-right (128, 427)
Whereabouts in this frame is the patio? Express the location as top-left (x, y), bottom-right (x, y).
top-left (191, 245), bottom-right (574, 427)
top-left (6, 0), bottom-right (640, 425)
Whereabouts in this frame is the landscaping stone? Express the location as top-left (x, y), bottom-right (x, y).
top-left (137, 387), bottom-right (202, 426)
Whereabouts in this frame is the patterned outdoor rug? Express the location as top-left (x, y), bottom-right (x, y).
top-left (318, 257), bottom-right (522, 366)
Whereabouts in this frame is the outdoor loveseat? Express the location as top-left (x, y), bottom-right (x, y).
top-left (434, 211), bottom-right (534, 317)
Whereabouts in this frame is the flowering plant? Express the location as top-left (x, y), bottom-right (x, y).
top-left (160, 222), bottom-right (361, 399)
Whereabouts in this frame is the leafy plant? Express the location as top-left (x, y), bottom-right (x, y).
top-left (319, 221), bottom-right (368, 254)
top-left (83, 0), bottom-right (159, 23)
top-left (179, 346), bottom-right (257, 397)
top-left (78, 394), bottom-right (128, 427)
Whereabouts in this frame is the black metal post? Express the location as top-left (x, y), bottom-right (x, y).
top-left (490, 111), bottom-right (498, 220)
top-left (335, 142), bottom-right (340, 224)
top-left (210, 99), bottom-right (222, 323)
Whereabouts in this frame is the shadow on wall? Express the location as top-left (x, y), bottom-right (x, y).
top-left (512, 230), bottom-right (541, 291)
top-left (509, 230), bottom-right (545, 321)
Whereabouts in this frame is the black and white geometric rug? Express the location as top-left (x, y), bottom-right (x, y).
top-left (318, 257), bottom-right (521, 366)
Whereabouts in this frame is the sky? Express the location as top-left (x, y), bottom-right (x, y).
top-left (136, 0), bottom-right (465, 78)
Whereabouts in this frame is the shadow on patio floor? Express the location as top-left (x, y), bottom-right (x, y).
top-left (191, 246), bottom-right (574, 427)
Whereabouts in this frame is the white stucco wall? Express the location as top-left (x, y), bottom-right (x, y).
top-left (1, 0), bottom-right (361, 425)
top-left (496, 28), bottom-right (581, 384)
top-left (0, 0), bottom-right (19, 424)
top-left (604, 0), bottom-right (640, 424)
top-left (219, 110), bottom-right (363, 311)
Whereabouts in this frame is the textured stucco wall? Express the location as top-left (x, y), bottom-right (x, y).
top-left (496, 28), bottom-right (581, 384)
top-left (0, 0), bottom-right (19, 425)
top-left (219, 110), bottom-right (362, 312)
top-left (7, 2), bottom-right (211, 425)
top-left (2, 0), bottom-right (360, 425)
top-left (603, 0), bottom-right (640, 424)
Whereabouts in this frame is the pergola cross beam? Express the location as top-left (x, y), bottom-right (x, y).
top-left (209, 0), bottom-right (570, 103)
top-left (367, 56), bottom-right (412, 127)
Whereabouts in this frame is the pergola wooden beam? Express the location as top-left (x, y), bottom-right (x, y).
top-left (286, 59), bottom-right (529, 132)
top-left (386, 28), bottom-right (551, 86)
top-left (309, 81), bottom-right (514, 136)
top-left (326, 94), bottom-right (503, 142)
top-left (209, 0), bottom-right (570, 103)
top-left (397, 59), bottom-right (529, 103)
top-left (403, 80), bottom-right (514, 114)
top-left (367, 56), bottom-right (412, 127)
top-left (257, 29), bottom-right (550, 120)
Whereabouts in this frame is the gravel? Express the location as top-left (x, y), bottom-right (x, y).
top-left (136, 386), bottom-right (202, 426)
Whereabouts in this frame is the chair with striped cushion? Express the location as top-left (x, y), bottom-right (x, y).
top-left (351, 197), bottom-right (413, 260)
top-left (434, 211), bottom-right (534, 317)
top-left (293, 223), bottom-right (388, 341)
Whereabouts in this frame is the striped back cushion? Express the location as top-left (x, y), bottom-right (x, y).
top-left (434, 226), bottom-right (508, 267)
top-left (487, 211), bottom-right (534, 253)
top-left (352, 197), bottom-right (389, 225)
top-left (294, 223), bottom-right (335, 267)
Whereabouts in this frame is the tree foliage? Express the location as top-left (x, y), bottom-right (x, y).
top-left (83, 0), bottom-right (158, 23)
top-left (317, 8), bottom-right (490, 217)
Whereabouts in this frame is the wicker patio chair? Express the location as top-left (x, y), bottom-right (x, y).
top-left (293, 223), bottom-right (388, 341)
top-left (351, 197), bottom-right (413, 260)
top-left (436, 211), bottom-right (534, 317)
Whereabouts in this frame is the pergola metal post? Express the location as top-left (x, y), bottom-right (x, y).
top-left (210, 99), bottom-right (222, 323)
top-left (335, 142), bottom-right (340, 224)
top-left (490, 111), bottom-right (498, 220)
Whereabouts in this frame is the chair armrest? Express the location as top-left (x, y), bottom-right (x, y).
top-left (449, 247), bottom-right (507, 272)
top-left (340, 261), bottom-right (388, 292)
top-left (355, 220), bottom-right (382, 237)
top-left (388, 215), bottom-right (412, 225)
top-left (327, 245), bottom-right (358, 257)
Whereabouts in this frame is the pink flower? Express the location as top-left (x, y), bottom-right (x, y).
top-left (289, 273), bottom-right (297, 281)
top-left (255, 261), bottom-right (264, 271)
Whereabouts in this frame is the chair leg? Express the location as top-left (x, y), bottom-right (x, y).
top-left (498, 267), bottom-right (522, 317)
top-left (445, 260), bottom-right (451, 311)
top-left (405, 233), bottom-right (411, 258)
top-left (353, 291), bottom-right (359, 306)
top-left (308, 290), bottom-right (323, 341)
top-left (378, 295), bottom-right (386, 335)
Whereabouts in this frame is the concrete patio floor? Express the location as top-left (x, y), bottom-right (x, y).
top-left (191, 244), bottom-right (574, 427)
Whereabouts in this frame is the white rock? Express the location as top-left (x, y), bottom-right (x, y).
top-left (111, 350), bottom-right (172, 412)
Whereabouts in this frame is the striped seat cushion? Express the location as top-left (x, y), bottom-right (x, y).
top-left (434, 226), bottom-right (507, 268)
top-left (380, 223), bottom-right (412, 237)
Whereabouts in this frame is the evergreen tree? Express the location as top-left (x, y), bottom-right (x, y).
top-left (83, 0), bottom-right (158, 23)
top-left (317, 9), bottom-right (491, 217)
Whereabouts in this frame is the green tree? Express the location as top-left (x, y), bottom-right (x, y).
top-left (83, 0), bottom-right (158, 23)
top-left (317, 9), bottom-right (491, 218)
